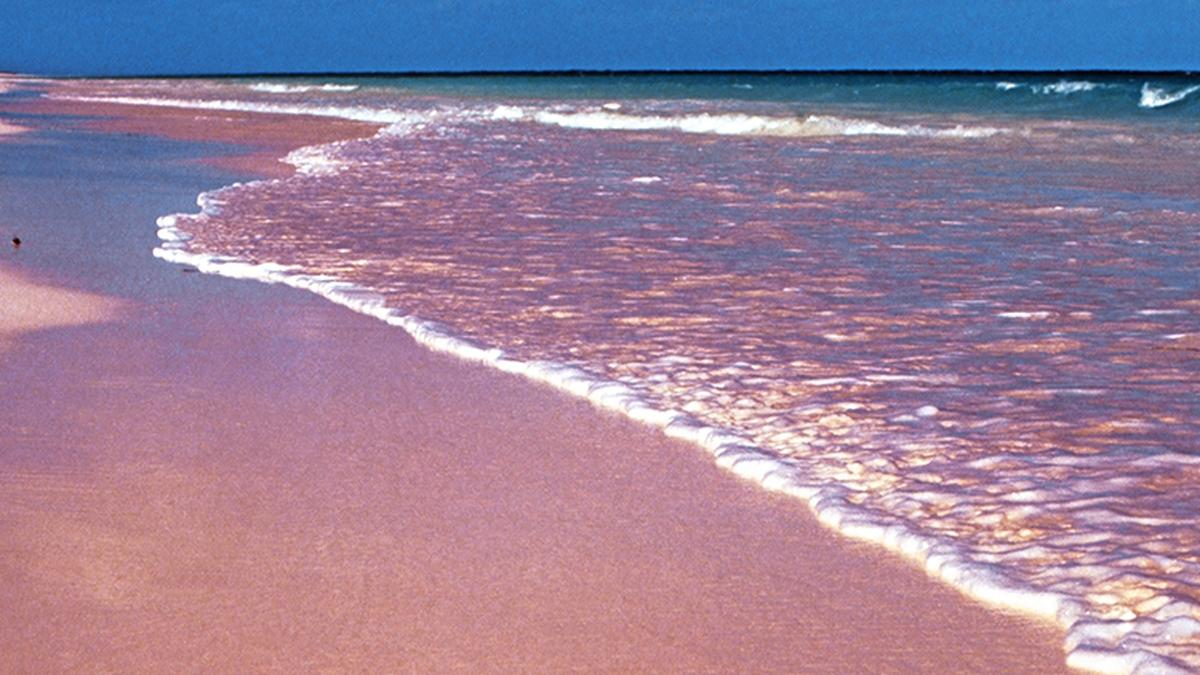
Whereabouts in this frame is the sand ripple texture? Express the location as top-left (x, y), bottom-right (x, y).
top-left (56, 78), bottom-right (1200, 673)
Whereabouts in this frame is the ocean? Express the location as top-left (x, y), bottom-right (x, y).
top-left (38, 72), bottom-right (1200, 672)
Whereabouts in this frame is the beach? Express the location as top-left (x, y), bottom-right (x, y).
top-left (0, 268), bottom-right (122, 353)
top-left (0, 83), bottom-right (1076, 671)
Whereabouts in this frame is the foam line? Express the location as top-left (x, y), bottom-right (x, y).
top-left (494, 106), bottom-right (1003, 139)
top-left (54, 93), bottom-right (1003, 141)
top-left (249, 82), bottom-right (359, 93)
top-left (48, 93), bottom-right (432, 127)
top-left (153, 177), bottom-right (1199, 674)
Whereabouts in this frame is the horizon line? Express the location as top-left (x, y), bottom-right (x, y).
top-left (10, 67), bottom-right (1199, 79)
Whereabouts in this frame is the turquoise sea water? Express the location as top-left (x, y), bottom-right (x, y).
top-left (242, 71), bottom-right (1200, 121)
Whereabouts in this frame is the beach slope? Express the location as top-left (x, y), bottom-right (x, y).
top-left (0, 89), bottom-right (1070, 673)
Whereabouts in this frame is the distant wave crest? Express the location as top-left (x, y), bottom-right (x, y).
top-left (48, 93), bottom-right (428, 127)
top-left (496, 107), bottom-right (1002, 139)
top-left (1033, 80), bottom-right (1101, 95)
top-left (53, 90), bottom-right (1004, 142)
top-left (996, 80), bottom-right (1106, 95)
top-left (249, 82), bottom-right (359, 94)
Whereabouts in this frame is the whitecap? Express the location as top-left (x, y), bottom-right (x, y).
top-left (1032, 80), bottom-right (1102, 95)
top-left (49, 93), bottom-right (433, 127)
top-left (249, 82), bottom-right (359, 94)
top-left (1139, 83), bottom-right (1200, 109)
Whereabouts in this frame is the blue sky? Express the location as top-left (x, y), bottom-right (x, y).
top-left (2, 1), bottom-right (1197, 75)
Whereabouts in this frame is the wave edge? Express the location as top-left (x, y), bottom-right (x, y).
top-left (147, 139), bottom-right (1200, 674)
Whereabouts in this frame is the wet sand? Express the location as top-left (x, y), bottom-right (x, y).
top-left (0, 90), bottom-right (1071, 672)
top-left (4, 94), bottom-right (380, 177)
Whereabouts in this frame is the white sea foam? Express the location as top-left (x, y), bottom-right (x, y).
top-left (489, 104), bottom-right (525, 121)
top-left (47, 94), bottom-right (429, 127)
top-left (283, 144), bottom-right (352, 176)
top-left (996, 80), bottom-right (1110, 96)
top-left (158, 216), bottom-right (1077, 623)
top-left (1139, 83), bottom-right (1200, 109)
top-left (1034, 80), bottom-right (1102, 95)
top-left (997, 310), bottom-right (1053, 320)
top-left (490, 107), bottom-right (1001, 139)
top-left (250, 82), bottom-right (359, 93)
top-left (49, 92), bottom-right (1002, 143)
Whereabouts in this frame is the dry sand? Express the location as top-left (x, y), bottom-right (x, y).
top-left (0, 266), bottom-right (123, 352)
top-left (0, 285), bottom-right (1071, 674)
top-left (0, 89), bottom-right (1072, 673)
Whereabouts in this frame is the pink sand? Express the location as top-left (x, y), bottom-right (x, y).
top-left (0, 266), bottom-right (123, 351)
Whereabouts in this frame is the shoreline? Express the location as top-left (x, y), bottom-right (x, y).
top-left (0, 83), bottom-right (1071, 672)
top-left (136, 78), bottom-right (1090, 650)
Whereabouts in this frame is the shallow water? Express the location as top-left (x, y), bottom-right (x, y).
top-left (40, 74), bottom-right (1200, 672)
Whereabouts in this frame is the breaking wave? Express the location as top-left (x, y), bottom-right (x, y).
top-left (996, 80), bottom-right (1107, 95)
top-left (1033, 80), bottom-right (1103, 95)
top-left (48, 93), bottom-right (1003, 141)
top-left (493, 106), bottom-right (1002, 139)
top-left (1139, 83), bottom-right (1200, 109)
top-left (47, 93), bottom-right (433, 128)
